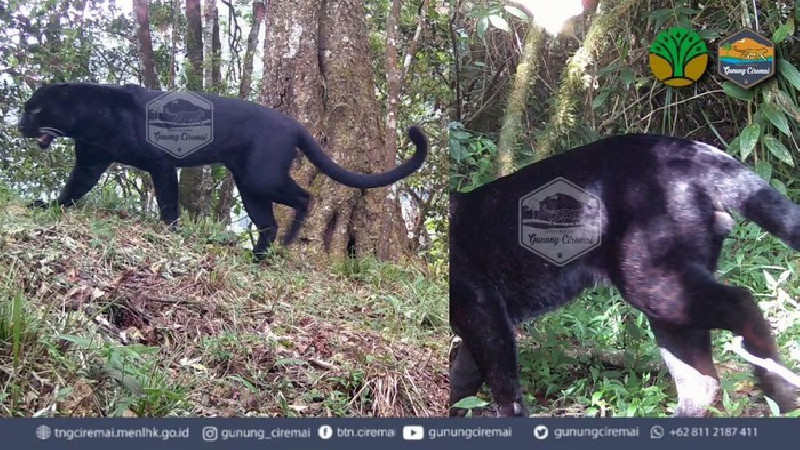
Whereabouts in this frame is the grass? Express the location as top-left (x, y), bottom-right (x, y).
top-left (0, 190), bottom-right (448, 417)
top-left (461, 219), bottom-right (800, 418)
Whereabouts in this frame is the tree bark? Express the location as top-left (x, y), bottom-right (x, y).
top-left (132, 0), bottom-right (160, 216)
top-left (169, 0), bottom-right (180, 89)
top-left (202, 0), bottom-right (228, 222)
top-left (379, 0), bottom-right (403, 260)
top-left (211, 2), bottom-right (221, 90)
top-left (133, 0), bottom-right (160, 90)
top-left (239, 0), bottom-right (265, 99)
top-left (260, 0), bottom-right (411, 259)
top-left (202, 0), bottom-right (217, 91)
top-left (179, 0), bottom-right (211, 218)
top-left (495, 22), bottom-right (542, 177)
top-left (185, 0), bottom-right (203, 91)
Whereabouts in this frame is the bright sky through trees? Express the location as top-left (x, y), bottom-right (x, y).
top-left (512, 0), bottom-right (584, 35)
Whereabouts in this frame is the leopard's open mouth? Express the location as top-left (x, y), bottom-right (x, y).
top-left (37, 127), bottom-right (64, 149)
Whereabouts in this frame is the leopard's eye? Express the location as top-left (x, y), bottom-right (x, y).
top-left (30, 107), bottom-right (42, 115)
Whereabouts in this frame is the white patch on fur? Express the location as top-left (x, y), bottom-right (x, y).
top-left (282, 21), bottom-right (303, 59)
top-left (660, 347), bottom-right (719, 416)
top-left (714, 210), bottom-right (734, 235)
top-left (692, 140), bottom-right (734, 159)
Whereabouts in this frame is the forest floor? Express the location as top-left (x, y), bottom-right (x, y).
top-left (0, 193), bottom-right (448, 417)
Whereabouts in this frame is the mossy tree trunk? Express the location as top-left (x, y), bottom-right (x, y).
top-left (260, 0), bottom-right (410, 259)
top-left (537, 0), bottom-right (636, 157)
top-left (494, 22), bottom-right (542, 177)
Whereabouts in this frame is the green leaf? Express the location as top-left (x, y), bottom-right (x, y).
top-left (727, 136), bottom-right (742, 158)
top-left (765, 396), bottom-right (780, 416)
top-left (722, 390), bottom-right (732, 411)
top-left (770, 179), bottom-right (787, 196)
top-left (621, 68), bottom-right (635, 88)
top-left (738, 123), bottom-right (760, 160)
top-left (450, 141), bottom-right (463, 162)
top-left (762, 104), bottom-right (791, 136)
top-left (56, 334), bottom-right (94, 348)
top-left (763, 135), bottom-right (794, 166)
top-left (722, 82), bottom-right (753, 101)
top-left (698, 28), bottom-right (720, 40)
top-left (477, 17), bottom-right (489, 37)
top-left (755, 160), bottom-right (773, 181)
top-left (773, 24), bottom-right (790, 44)
top-left (773, 89), bottom-right (800, 121)
top-left (592, 90), bottom-right (611, 109)
top-left (451, 130), bottom-right (473, 140)
top-left (452, 396), bottom-right (489, 409)
top-left (504, 5), bottom-right (528, 20)
top-left (778, 59), bottom-right (800, 91)
top-left (489, 15), bottom-right (510, 32)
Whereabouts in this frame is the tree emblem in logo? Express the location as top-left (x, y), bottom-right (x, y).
top-left (717, 29), bottom-right (775, 88)
top-left (649, 27), bottom-right (708, 87)
top-left (519, 178), bottom-right (603, 266)
top-left (146, 91), bottom-right (213, 158)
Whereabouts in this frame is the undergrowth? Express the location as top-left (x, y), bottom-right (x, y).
top-left (0, 190), bottom-right (448, 417)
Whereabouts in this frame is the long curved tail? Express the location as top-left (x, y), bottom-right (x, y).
top-left (296, 126), bottom-right (428, 189)
top-left (702, 145), bottom-right (800, 250)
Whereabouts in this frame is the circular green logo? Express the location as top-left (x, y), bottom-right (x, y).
top-left (649, 27), bottom-right (708, 87)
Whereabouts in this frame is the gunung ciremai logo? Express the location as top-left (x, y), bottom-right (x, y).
top-left (519, 178), bottom-right (602, 266)
top-left (146, 90), bottom-right (213, 157)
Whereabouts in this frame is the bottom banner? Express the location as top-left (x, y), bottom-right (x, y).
top-left (8, 418), bottom-right (791, 449)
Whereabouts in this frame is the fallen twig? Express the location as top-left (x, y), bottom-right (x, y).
top-left (725, 336), bottom-right (800, 388)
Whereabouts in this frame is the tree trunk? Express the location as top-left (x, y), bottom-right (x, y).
top-left (260, 0), bottom-right (411, 259)
top-left (202, 0), bottom-right (228, 222)
top-left (495, 22), bottom-right (542, 176)
top-left (239, 0), bottom-right (265, 99)
top-left (132, 0), bottom-right (160, 216)
top-left (133, 0), bottom-right (160, 90)
top-left (211, 2), bottom-right (221, 90)
top-left (169, 0), bottom-right (180, 89)
top-left (179, 0), bottom-right (211, 218)
top-left (379, 0), bottom-right (403, 261)
top-left (202, 0), bottom-right (216, 91)
top-left (185, 0), bottom-right (203, 92)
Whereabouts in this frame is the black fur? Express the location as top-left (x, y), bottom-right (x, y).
top-left (17, 83), bottom-right (427, 257)
top-left (450, 134), bottom-right (799, 417)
